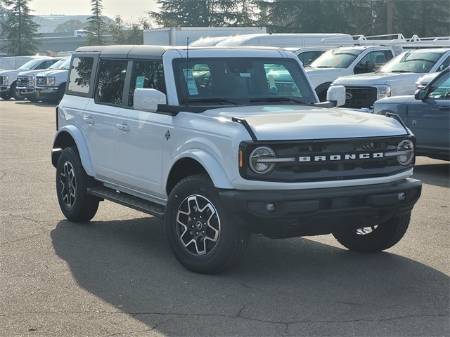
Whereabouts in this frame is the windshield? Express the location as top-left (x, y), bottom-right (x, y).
top-left (380, 51), bottom-right (444, 73)
top-left (173, 57), bottom-right (316, 106)
top-left (49, 57), bottom-right (71, 70)
top-left (310, 48), bottom-right (363, 69)
top-left (18, 59), bottom-right (46, 71)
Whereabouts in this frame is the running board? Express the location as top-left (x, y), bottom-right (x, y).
top-left (87, 186), bottom-right (165, 218)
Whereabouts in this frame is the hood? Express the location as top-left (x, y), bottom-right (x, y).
top-left (305, 67), bottom-right (349, 87)
top-left (376, 95), bottom-right (418, 105)
top-left (333, 72), bottom-right (423, 86)
top-left (36, 69), bottom-right (68, 77)
top-left (0, 69), bottom-right (18, 77)
top-left (17, 69), bottom-right (45, 77)
top-left (202, 105), bottom-right (407, 141)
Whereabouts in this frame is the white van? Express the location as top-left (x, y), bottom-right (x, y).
top-left (215, 33), bottom-right (354, 48)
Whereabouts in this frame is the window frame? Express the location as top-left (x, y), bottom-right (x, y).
top-left (93, 57), bottom-right (131, 108)
top-left (66, 54), bottom-right (99, 98)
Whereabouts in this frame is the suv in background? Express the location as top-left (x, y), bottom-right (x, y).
top-left (52, 45), bottom-right (421, 273)
top-left (0, 57), bottom-right (58, 100)
top-left (16, 58), bottom-right (62, 101)
top-left (374, 68), bottom-right (450, 161)
top-left (35, 56), bottom-right (71, 103)
top-left (306, 45), bottom-right (399, 100)
top-left (331, 48), bottom-right (450, 109)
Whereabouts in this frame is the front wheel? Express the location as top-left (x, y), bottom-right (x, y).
top-left (332, 212), bottom-right (411, 253)
top-left (56, 147), bottom-right (99, 222)
top-left (165, 175), bottom-right (248, 274)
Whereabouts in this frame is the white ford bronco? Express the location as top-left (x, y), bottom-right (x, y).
top-left (52, 46), bottom-right (422, 274)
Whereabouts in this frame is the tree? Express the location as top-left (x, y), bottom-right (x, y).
top-left (86, 0), bottom-right (105, 45)
top-left (151, 0), bottom-right (257, 27)
top-left (54, 19), bottom-right (85, 34)
top-left (109, 16), bottom-right (148, 45)
top-left (0, 0), bottom-right (39, 56)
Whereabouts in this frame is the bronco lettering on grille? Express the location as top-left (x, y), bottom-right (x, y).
top-left (299, 152), bottom-right (384, 162)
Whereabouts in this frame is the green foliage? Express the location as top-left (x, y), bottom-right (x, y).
top-left (109, 16), bottom-right (148, 45)
top-left (1, 0), bottom-right (39, 56)
top-left (151, 0), bottom-right (258, 27)
top-left (54, 19), bottom-right (85, 34)
top-left (86, 0), bottom-right (105, 45)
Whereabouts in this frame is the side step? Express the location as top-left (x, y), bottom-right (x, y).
top-left (87, 186), bottom-right (165, 218)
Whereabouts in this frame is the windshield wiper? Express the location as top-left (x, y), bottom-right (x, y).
top-left (249, 97), bottom-right (308, 105)
top-left (390, 70), bottom-right (413, 73)
top-left (185, 97), bottom-right (240, 105)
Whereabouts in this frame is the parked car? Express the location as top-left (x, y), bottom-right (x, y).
top-left (0, 57), bottom-right (59, 100)
top-left (35, 57), bottom-right (71, 103)
top-left (16, 57), bottom-right (63, 101)
top-left (306, 45), bottom-right (400, 101)
top-left (52, 45), bottom-right (421, 273)
top-left (330, 48), bottom-right (450, 109)
top-left (374, 68), bottom-right (450, 161)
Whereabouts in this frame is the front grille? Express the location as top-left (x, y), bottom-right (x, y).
top-left (0, 76), bottom-right (7, 86)
top-left (343, 86), bottom-right (378, 109)
top-left (17, 76), bottom-right (30, 88)
top-left (240, 136), bottom-right (412, 183)
top-left (36, 76), bottom-right (47, 87)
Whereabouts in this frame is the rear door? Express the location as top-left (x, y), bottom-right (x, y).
top-left (408, 71), bottom-right (450, 151)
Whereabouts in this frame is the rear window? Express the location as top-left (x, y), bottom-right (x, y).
top-left (67, 57), bottom-right (94, 95)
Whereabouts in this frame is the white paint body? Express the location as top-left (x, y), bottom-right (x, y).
top-left (56, 48), bottom-right (411, 205)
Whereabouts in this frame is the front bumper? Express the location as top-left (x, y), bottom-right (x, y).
top-left (219, 178), bottom-right (422, 238)
top-left (17, 88), bottom-right (36, 98)
top-left (0, 86), bottom-right (10, 93)
top-left (36, 87), bottom-right (59, 99)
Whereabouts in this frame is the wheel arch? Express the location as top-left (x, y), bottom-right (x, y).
top-left (166, 151), bottom-right (233, 196)
top-left (52, 126), bottom-right (95, 177)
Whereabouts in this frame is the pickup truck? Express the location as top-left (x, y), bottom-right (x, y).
top-left (52, 45), bottom-right (421, 273)
top-left (35, 56), bottom-right (71, 103)
top-left (374, 68), bottom-right (450, 161)
top-left (0, 57), bottom-right (59, 100)
top-left (306, 46), bottom-right (400, 100)
top-left (330, 48), bottom-right (450, 109)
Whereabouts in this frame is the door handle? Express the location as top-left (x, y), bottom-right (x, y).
top-left (116, 122), bottom-right (129, 132)
top-left (83, 115), bottom-right (95, 125)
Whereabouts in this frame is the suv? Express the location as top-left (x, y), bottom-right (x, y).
top-left (0, 57), bottom-right (58, 100)
top-left (330, 48), bottom-right (450, 109)
top-left (52, 46), bottom-right (422, 274)
top-left (306, 46), bottom-right (400, 100)
top-left (35, 56), bottom-right (71, 103)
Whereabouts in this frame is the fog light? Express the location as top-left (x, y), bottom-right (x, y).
top-left (266, 203), bottom-right (276, 212)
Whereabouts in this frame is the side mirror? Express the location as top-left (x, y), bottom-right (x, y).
top-left (133, 88), bottom-right (167, 112)
top-left (414, 88), bottom-right (427, 101)
top-left (326, 85), bottom-right (346, 107)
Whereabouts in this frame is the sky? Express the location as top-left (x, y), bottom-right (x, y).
top-left (30, 0), bottom-right (159, 24)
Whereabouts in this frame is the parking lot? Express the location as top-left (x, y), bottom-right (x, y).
top-left (0, 100), bottom-right (449, 337)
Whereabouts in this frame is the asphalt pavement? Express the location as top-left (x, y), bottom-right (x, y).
top-left (1, 100), bottom-right (449, 337)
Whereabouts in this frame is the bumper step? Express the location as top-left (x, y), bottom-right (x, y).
top-left (87, 186), bottom-right (165, 218)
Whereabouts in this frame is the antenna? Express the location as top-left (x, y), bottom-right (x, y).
top-left (186, 37), bottom-right (190, 106)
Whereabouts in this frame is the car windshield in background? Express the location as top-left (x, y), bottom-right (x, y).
top-left (48, 59), bottom-right (65, 70)
top-left (310, 49), bottom-right (363, 69)
top-left (380, 51), bottom-right (444, 73)
top-left (18, 59), bottom-right (45, 71)
top-left (173, 58), bottom-right (316, 106)
top-left (53, 57), bottom-right (71, 70)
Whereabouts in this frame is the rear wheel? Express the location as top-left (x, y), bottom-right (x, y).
top-left (332, 212), bottom-right (411, 253)
top-left (165, 175), bottom-right (248, 274)
top-left (56, 147), bottom-right (99, 222)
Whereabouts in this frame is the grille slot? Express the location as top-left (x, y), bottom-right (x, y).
top-left (0, 76), bottom-right (7, 86)
top-left (343, 86), bottom-right (378, 109)
top-left (36, 76), bottom-right (47, 87)
top-left (17, 76), bottom-right (30, 87)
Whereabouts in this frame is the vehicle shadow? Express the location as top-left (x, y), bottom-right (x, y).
top-left (14, 100), bottom-right (56, 107)
top-left (51, 218), bottom-right (449, 336)
top-left (414, 161), bottom-right (449, 188)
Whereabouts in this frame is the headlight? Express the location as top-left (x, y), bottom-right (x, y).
top-left (249, 146), bottom-right (276, 174)
top-left (376, 85), bottom-right (391, 100)
top-left (48, 77), bottom-right (56, 86)
top-left (396, 139), bottom-right (414, 166)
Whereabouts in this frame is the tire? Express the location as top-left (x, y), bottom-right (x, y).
top-left (165, 174), bottom-right (248, 274)
top-left (56, 147), bottom-right (99, 222)
top-left (56, 83), bottom-right (66, 103)
top-left (1, 93), bottom-right (11, 100)
top-left (10, 82), bottom-right (23, 101)
top-left (332, 212), bottom-right (411, 253)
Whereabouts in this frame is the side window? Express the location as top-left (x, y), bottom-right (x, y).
top-left (355, 51), bottom-right (392, 74)
top-left (67, 57), bottom-right (94, 95)
top-left (428, 73), bottom-right (450, 100)
top-left (128, 60), bottom-right (165, 107)
top-left (36, 60), bottom-right (54, 69)
top-left (265, 64), bottom-right (301, 97)
top-left (95, 59), bottom-right (128, 106)
top-left (437, 56), bottom-right (450, 72)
